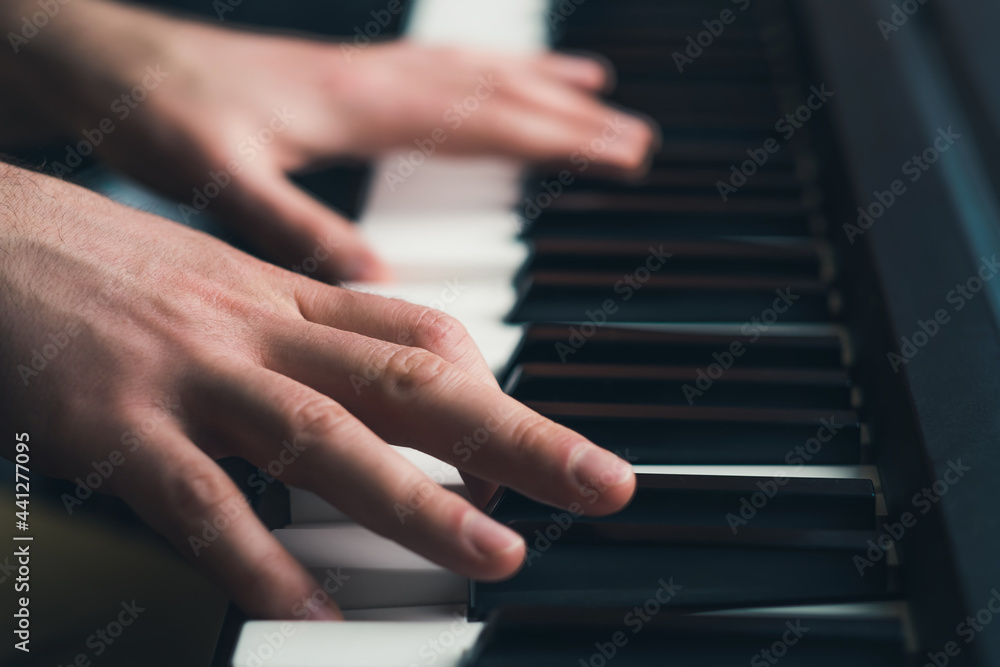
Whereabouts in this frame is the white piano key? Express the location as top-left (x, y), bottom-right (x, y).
top-left (633, 464), bottom-right (879, 482)
top-left (364, 157), bottom-right (526, 215)
top-left (406, 0), bottom-right (549, 50)
top-left (600, 322), bottom-right (847, 338)
top-left (275, 525), bottom-right (467, 610)
top-left (232, 619), bottom-right (483, 667)
top-left (290, 448), bottom-right (466, 524)
top-left (699, 601), bottom-right (905, 619)
top-left (358, 215), bottom-right (526, 283)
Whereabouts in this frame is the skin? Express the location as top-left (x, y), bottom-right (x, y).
top-left (0, 0), bottom-right (657, 281)
top-left (0, 0), bottom-right (651, 620)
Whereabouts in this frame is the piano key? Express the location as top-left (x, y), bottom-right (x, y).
top-left (232, 618), bottom-right (483, 667)
top-left (464, 607), bottom-right (906, 667)
top-left (511, 324), bottom-right (847, 368)
top-left (488, 473), bottom-right (877, 531)
top-left (556, 25), bottom-right (765, 50)
top-left (547, 192), bottom-right (808, 216)
top-left (634, 465), bottom-right (878, 482)
top-left (468, 525), bottom-right (894, 618)
top-left (357, 215), bottom-right (527, 283)
top-left (221, 0), bottom-right (928, 663)
top-left (343, 604), bottom-right (469, 621)
top-left (274, 525), bottom-right (467, 610)
top-left (506, 363), bottom-right (852, 409)
top-left (518, 239), bottom-right (827, 284)
top-left (607, 52), bottom-right (775, 83)
top-left (555, 3), bottom-right (767, 32)
top-left (509, 274), bottom-right (832, 324)
top-left (612, 82), bottom-right (781, 115)
top-left (524, 210), bottom-right (813, 239)
top-left (647, 141), bottom-right (797, 167)
top-left (524, 403), bottom-right (862, 464)
top-left (568, 166), bottom-right (803, 192)
top-left (406, 0), bottom-right (549, 50)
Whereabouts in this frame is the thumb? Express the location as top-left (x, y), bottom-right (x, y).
top-left (215, 168), bottom-right (391, 283)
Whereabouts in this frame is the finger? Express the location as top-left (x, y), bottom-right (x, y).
top-left (292, 284), bottom-right (497, 387)
top-left (216, 169), bottom-right (391, 283)
top-left (460, 101), bottom-right (658, 175)
top-left (112, 422), bottom-right (341, 620)
top-left (265, 323), bottom-right (636, 516)
top-left (534, 52), bottom-right (615, 92)
top-left (504, 72), bottom-right (624, 128)
top-left (291, 286), bottom-right (502, 508)
top-left (199, 365), bottom-right (526, 581)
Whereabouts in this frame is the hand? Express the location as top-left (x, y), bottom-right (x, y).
top-left (0, 164), bottom-right (636, 619)
top-left (2, 0), bottom-right (658, 282)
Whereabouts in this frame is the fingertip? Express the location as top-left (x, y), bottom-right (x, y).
top-left (543, 52), bottom-right (615, 92)
top-left (568, 445), bottom-right (637, 515)
top-left (599, 113), bottom-right (661, 178)
top-left (462, 511), bottom-right (527, 580)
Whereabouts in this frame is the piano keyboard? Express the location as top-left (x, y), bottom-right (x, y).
top-left (222, 0), bottom-right (925, 664)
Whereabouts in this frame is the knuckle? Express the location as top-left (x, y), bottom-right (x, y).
top-left (506, 414), bottom-right (551, 453)
top-left (381, 346), bottom-right (450, 399)
top-left (507, 413), bottom-right (574, 462)
top-left (168, 466), bottom-right (246, 524)
top-left (410, 308), bottom-right (470, 354)
top-left (287, 397), bottom-right (352, 442)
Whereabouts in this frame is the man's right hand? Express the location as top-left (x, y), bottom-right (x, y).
top-left (0, 164), bottom-right (636, 620)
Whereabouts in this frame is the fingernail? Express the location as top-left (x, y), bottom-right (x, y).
top-left (570, 447), bottom-right (633, 492)
top-left (464, 512), bottom-right (523, 558)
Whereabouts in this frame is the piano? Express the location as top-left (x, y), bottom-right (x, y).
top-left (206, 0), bottom-right (1000, 664)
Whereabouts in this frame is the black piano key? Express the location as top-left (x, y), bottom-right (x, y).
top-left (612, 83), bottom-right (780, 116)
top-left (524, 403), bottom-right (862, 465)
top-left (650, 142), bottom-right (796, 167)
top-left (507, 363), bottom-right (851, 409)
top-left (557, 24), bottom-right (765, 50)
top-left (508, 274), bottom-right (831, 323)
top-left (519, 239), bottom-right (824, 281)
top-left (548, 193), bottom-right (808, 216)
top-left (465, 607), bottom-right (906, 667)
top-left (556, 3), bottom-right (766, 34)
top-left (567, 167), bottom-right (802, 193)
top-left (513, 325), bottom-right (846, 369)
top-left (589, 46), bottom-right (774, 83)
top-left (489, 474), bottom-right (876, 531)
top-left (469, 525), bottom-right (893, 618)
top-left (522, 210), bottom-right (812, 239)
